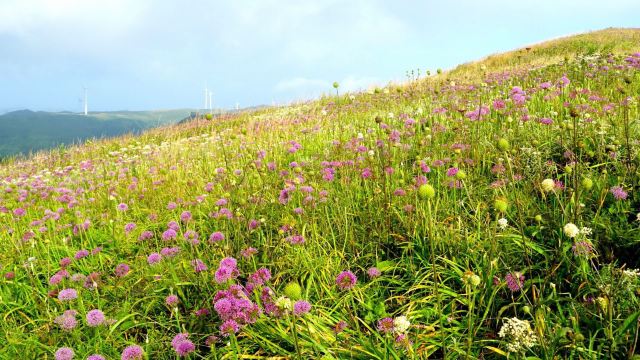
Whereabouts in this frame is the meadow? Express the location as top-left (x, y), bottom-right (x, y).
top-left (1, 29), bottom-right (640, 359)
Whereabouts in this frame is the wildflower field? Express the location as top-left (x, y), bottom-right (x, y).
top-left (2, 29), bottom-right (640, 359)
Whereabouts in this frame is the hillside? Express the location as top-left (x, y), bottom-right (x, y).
top-left (1, 29), bottom-right (640, 359)
top-left (0, 109), bottom-right (199, 158)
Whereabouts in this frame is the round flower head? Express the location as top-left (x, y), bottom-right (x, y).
top-left (393, 316), bottom-right (411, 333)
top-left (147, 252), bottom-right (162, 265)
top-left (563, 223), bottom-right (580, 238)
top-left (121, 345), bottom-right (144, 360)
top-left (58, 288), bottom-right (78, 301)
top-left (166, 294), bottom-right (179, 306)
top-left (55, 347), bottom-right (74, 360)
top-left (86, 309), bottom-right (105, 327)
top-left (87, 355), bottom-right (106, 360)
top-left (367, 267), bottom-right (381, 278)
top-left (171, 333), bottom-right (195, 357)
top-left (540, 179), bottom-right (555, 192)
top-left (377, 317), bottom-right (394, 333)
top-left (293, 300), bottom-right (311, 316)
top-left (336, 270), bottom-right (357, 290)
top-left (115, 263), bottom-right (130, 277)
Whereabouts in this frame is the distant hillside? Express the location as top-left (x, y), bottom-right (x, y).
top-left (0, 109), bottom-right (197, 157)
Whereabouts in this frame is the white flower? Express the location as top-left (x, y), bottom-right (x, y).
top-left (563, 223), bottom-right (580, 238)
top-left (368, 150), bottom-right (375, 157)
top-left (275, 296), bottom-right (293, 312)
top-left (540, 179), bottom-right (555, 192)
top-left (497, 218), bottom-right (508, 230)
top-left (498, 317), bottom-right (538, 353)
top-left (580, 227), bottom-right (592, 236)
top-left (623, 269), bottom-right (640, 277)
top-left (357, 133), bottom-right (364, 139)
top-left (393, 316), bottom-right (410, 333)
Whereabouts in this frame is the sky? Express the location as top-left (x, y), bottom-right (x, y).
top-left (0, 0), bottom-right (638, 112)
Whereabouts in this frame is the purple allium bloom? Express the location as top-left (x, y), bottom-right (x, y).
top-left (138, 230), bottom-right (154, 241)
top-left (74, 249), bottom-right (89, 259)
top-left (86, 309), bottom-right (105, 327)
top-left (87, 355), bottom-right (106, 360)
top-left (55, 347), bottom-right (74, 360)
top-left (361, 168), bottom-right (373, 179)
top-left (241, 247), bottom-right (258, 258)
top-left (367, 267), bottom-right (381, 278)
top-left (293, 300), bottom-right (311, 316)
top-left (147, 253), bottom-right (162, 265)
top-left (160, 247), bottom-right (180, 257)
top-left (539, 117), bottom-right (553, 125)
top-left (124, 222), bottom-right (136, 233)
top-left (209, 231), bottom-right (225, 243)
top-left (220, 257), bottom-right (237, 269)
top-left (334, 320), bottom-right (348, 334)
top-left (171, 333), bottom-right (195, 357)
top-left (58, 288), bottom-right (78, 301)
top-left (214, 266), bottom-right (234, 283)
top-left (115, 263), bottom-right (130, 277)
top-left (116, 203), bottom-right (128, 211)
top-left (220, 319), bottom-right (240, 336)
top-left (180, 211), bottom-right (192, 222)
top-left (49, 273), bottom-right (64, 286)
top-left (610, 186), bottom-right (628, 200)
top-left (54, 311), bottom-right (78, 331)
top-left (162, 228), bottom-right (177, 241)
top-left (183, 230), bottom-right (199, 244)
top-left (336, 271), bottom-right (357, 290)
top-left (572, 240), bottom-right (594, 257)
top-left (446, 167), bottom-right (459, 177)
top-left (505, 272), bottom-right (525, 292)
top-left (60, 257), bottom-right (72, 267)
top-left (166, 294), bottom-right (179, 306)
top-left (286, 234), bottom-right (305, 245)
top-left (377, 317), bottom-right (395, 334)
top-left (121, 345), bottom-right (144, 360)
top-left (191, 259), bottom-right (208, 273)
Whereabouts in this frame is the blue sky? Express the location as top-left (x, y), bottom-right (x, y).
top-left (0, 0), bottom-right (638, 112)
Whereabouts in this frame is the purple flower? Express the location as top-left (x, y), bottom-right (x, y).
top-left (572, 240), bottom-right (594, 257)
top-left (191, 259), bottom-right (208, 273)
top-left (166, 294), bottom-right (179, 306)
top-left (115, 263), bottom-right (130, 277)
top-left (377, 317), bottom-right (395, 333)
top-left (160, 247), bottom-right (180, 257)
top-left (610, 186), bottom-right (628, 200)
top-left (505, 272), bottom-right (525, 292)
top-left (147, 253), bottom-right (162, 265)
top-left (54, 311), bottom-right (78, 331)
top-left (209, 231), bottom-right (225, 243)
top-left (336, 271), bottom-right (357, 290)
top-left (55, 347), bottom-right (74, 360)
top-left (293, 300), bottom-right (311, 316)
top-left (367, 267), bottom-right (381, 278)
top-left (162, 229), bottom-right (177, 241)
top-left (121, 345), bottom-right (144, 360)
top-left (180, 211), bottom-right (192, 222)
top-left (87, 355), bottom-right (106, 360)
top-left (74, 249), bottom-right (89, 259)
top-left (58, 288), bottom-right (78, 301)
top-left (446, 167), bottom-right (459, 177)
top-left (171, 333), bottom-right (195, 357)
top-left (86, 309), bottom-right (105, 327)
top-left (220, 319), bottom-right (239, 336)
top-left (116, 203), bottom-right (128, 211)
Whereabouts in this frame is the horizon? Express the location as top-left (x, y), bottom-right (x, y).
top-left (1, 1), bottom-right (639, 112)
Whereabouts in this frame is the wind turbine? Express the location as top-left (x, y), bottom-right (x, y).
top-left (208, 91), bottom-right (213, 114)
top-left (83, 87), bottom-right (88, 115)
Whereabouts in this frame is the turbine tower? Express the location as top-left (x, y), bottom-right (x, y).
top-left (83, 87), bottom-right (88, 115)
top-left (208, 91), bottom-right (213, 114)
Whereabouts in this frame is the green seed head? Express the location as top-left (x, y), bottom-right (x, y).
top-left (284, 282), bottom-right (302, 300)
top-left (581, 177), bottom-right (593, 191)
top-left (494, 198), bottom-right (508, 213)
top-left (497, 138), bottom-right (510, 152)
top-left (455, 170), bottom-right (466, 180)
top-left (418, 184), bottom-right (435, 199)
top-left (205, 113), bottom-right (213, 120)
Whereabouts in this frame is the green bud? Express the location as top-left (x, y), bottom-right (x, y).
top-left (205, 113), bottom-right (213, 120)
top-left (418, 184), bottom-right (435, 199)
top-left (284, 282), bottom-right (302, 300)
top-left (455, 170), bottom-right (466, 180)
top-left (497, 138), bottom-right (510, 152)
top-left (494, 199), bottom-right (508, 213)
top-left (581, 178), bottom-right (593, 191)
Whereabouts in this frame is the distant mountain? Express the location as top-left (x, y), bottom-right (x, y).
top-left (0, 109), bottom-right (198, 157)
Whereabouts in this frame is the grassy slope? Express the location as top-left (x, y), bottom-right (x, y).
top-left (0, 28), bottom-right (639, 359)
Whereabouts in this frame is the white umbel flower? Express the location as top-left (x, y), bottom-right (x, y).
top-left (563, 223), bottom-right (580, 238)
top-left (393, 316), bottom-right (410, 333)
top-left (498, 317), bottom-right (538, 353)
top-left (540, 179), bottom-right (555, 192)
top-left (497, 218), bottom-right (508, 230)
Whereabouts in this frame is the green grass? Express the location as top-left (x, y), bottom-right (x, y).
top-left (1, 28), bottom-right (639, 359)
